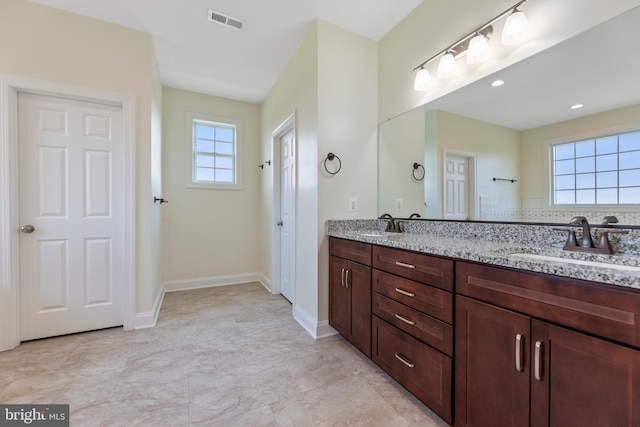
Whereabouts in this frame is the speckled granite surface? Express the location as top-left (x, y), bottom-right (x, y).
top-left (325, 219), bottom-right (640, 290)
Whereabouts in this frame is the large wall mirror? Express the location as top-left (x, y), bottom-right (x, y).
top-left (379, 7), bottom-right (640, 224)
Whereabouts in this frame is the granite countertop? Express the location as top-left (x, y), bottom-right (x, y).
top-left (326, 220), bottom-right (640, 290)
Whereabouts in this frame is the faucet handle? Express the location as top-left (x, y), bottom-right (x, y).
top-left (602, 215), bottom-right (619, 226)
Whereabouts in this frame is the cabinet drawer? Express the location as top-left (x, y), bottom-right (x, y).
top-left (373, 269), bottom-right (453, 324)
top-left (457, 261), bottom-right (640, 348)
top-left (372, 316), bottom-right (452, 424)
top-left (373, 246), bottom-right (453, 291)
top-left (373, 293), bottom-right (452, 356)
top-left (329, 237), bottom-right (371, 266)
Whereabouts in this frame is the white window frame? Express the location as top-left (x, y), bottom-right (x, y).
top-left (185, 112), bottom-right (243, 190)
top-left (544, 123), bottom-right (640, 209)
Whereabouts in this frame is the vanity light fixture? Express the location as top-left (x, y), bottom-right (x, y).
top-left (413, 0), bottom-right (530, 91)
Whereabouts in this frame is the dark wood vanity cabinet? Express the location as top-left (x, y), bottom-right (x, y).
top-left (329, 237), bottom-right (372, 357)
top-left (455, 261), bottom-right (640, 427)
top-left (371, 246), bottom-right (454, 423)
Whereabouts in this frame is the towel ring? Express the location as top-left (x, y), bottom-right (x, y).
top-left (324, 152), bottom-right (341, 175)
top-left (412, 162), bottom-right (425, 181)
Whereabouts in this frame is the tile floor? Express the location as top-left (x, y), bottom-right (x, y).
top-left (0, 282), bottom-right (449, 426)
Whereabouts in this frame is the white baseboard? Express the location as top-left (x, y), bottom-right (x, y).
top-left (316, 321), bottom-right (339, 339)
top-left (134, 273), bottom-right (271, 330)
top-left (292, 304), bottom-right (338, 339)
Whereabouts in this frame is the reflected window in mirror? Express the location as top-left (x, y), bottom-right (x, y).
top-left (552, 130), bottom-right (640, 205)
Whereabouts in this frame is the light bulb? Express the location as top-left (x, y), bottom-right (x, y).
top-left (502, 9), bottom-right (528, 45)
top-left (437, 52), bottom-right (456, 79)
top-left (414, 68), bottom-right (431, 91)
top-left (467, 33), bottom-right (489, 64)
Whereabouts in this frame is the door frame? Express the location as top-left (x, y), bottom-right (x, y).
top-left (0, 74), bottom-right (136, 351)
top-left (442, 150), bottom-right (478, 220)
top-left (270, 112), bottom-right (296, 299)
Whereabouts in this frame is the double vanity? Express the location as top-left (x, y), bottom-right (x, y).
top-left (326, 218), bottom-right (640, 426)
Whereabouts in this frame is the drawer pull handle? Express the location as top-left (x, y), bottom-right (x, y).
top-left (395, 261), bottom-right (416, 269)
top-left (394, 288), bottom-right (415, 297)
top-left (394, 352), bottom-right (415, 368)
top-left (395, 313), bottom-right (416, 325)
top-left (535, 341), bottom-right (544, 381)
top-left (341, 268), bottom-right (345, 287)
top-left (345, 269), bottom-right (350, 288)
top-left (515, 334), bottom-right (524, 372)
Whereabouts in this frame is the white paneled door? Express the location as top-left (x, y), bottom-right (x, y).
top-left (279, 128), bottom-right (295, 303)
top-left (444, 155), bottom-right (469, 220)
top-left (18, 93), bottom-right (125, 341)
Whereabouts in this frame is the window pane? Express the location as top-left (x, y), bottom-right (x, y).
top-left (620, 169), bottom-right (640, 187)
top-left (555, 190), bottom-right (575, 204)
top-left (196, 155), bottom-right (214, 168)
top-left (620, 187), bottom-right (640, 204)
top-left (576, 189), bottom-right (595, 204)
top-left (596, 188), bottom-right (617, 204)
top-left (555, 159), bottom-right (574, 174)
top-left (620, 132), bottom-right (640, 152)
top-left (216, 169), bottom-right (233, 183)
top-left (196, 167), bottom-right (215, 181)
top-left (216, 127), bottom-right (234, 142)
top-left (575, 156), bottom-right (595, 173)
top-left (215, 156), bottom-right (233, 169)
top-left (195, 123), bottom-right (215, 140)
top-left (196, 139), bottom-right (215, 153)
top-left (216, 141), bottom-right (233, 155)
top-left (575, 140), bottom-right (595, 157)
top-left (619, 150), bottom-right (640, 170)
top-left (596, 154), bottom-right (617, 172)
top-left (555, 174), bottom-right (575, 190)
top-left (596, 136), bottom-right (618, 155)
top-left (554, 143), bottom-right (574, 160)
top-left (576, 173), bottom-right (595, 189)
top-left (597, 171), bottom-right (617, 188)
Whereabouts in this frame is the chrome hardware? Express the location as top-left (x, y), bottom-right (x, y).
top-left (395, 261), bottom-right (416, 269)
top-left (276, 221), bottom-right (283, 226)
top-left (20, 225), bottom-right (35, 233)
top-left (394, 288), bottom-right (415, 297)
top-left (394, 352), bottom-right (415, 368)
top-left (395, 313), bottom-right (416, 325)
top-left (515, 334), bottom-right (524, 372)
top-left (535, 341), bottom-right (543, 381)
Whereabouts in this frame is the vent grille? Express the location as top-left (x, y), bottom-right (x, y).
top-left (208, 9), bottom-right (245, 30)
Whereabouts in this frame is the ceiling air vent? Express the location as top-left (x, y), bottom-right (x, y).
top-left (208, 9), bottom-right (245, 30)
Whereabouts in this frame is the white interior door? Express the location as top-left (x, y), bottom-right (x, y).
top-left (279, 129), bottom-right (295, 303)
top-left (444, 155), bottom-right (469, 220)
top-left (18, 92), bottom-right (125, 341)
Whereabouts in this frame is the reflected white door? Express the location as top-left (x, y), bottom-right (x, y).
top-left (444, 155), bottom-right (469, 220)
top-left (18, 93), bottom-right (124, 341)
top-left (279, 129), bottom-right (295, 303)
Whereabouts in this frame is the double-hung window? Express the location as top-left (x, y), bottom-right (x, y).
top-left (551, 130), bottom-right (640, 205)
top-left (185, 112), bottom-right (243, 190)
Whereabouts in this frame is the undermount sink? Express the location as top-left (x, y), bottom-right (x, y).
top-left (508, 252), bottom-right (640, 272)
top-left (361, 233), bottom-right (383, 237)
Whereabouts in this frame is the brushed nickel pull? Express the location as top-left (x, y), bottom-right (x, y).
top-left (395, 313), bottom-right (416, 325)
top-left (515, 334), bottom-right (524, 372)
top-left (394, 352), bottom-right (415, 368)
top-left (394, 288), bottom-right (415, 297)
top-left (341, 268), bottom-right (345, 287)
top-left (345, 269), bottom-right (351, 288)
top-left (535, 341), bottom-right (543, 381)
top-left (395, 261), bottom-right (416, 269)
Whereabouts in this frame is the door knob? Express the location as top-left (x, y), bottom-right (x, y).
top-left (20, 225), bottom-right (35, 233)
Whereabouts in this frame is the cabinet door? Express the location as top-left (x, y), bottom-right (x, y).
top-left (347, 260), bottom-right (371, 358)
top-left (531, 320), bottom-right (640, 427)
top-left (329, 255), bottom-right (348, 337)
top-left (455, 296), bottom-right (530, 427)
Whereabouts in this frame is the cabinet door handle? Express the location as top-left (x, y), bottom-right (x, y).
top-left (395, 313), bottom-right (416, 325)
top-left (345, 269), bottom-right (351, 288)
top-left (515, 334), bottom-right (524, 372)
top-left (341, 268), bottom-right (345, 287)
top-left (395, 261), bottom-right (416, 269)
top-left (394, 288), bottom-right (415, 297)
top-left (394, 352), bottom-right (415, 368)
top-left (535, 341), bottom-right (544, 381)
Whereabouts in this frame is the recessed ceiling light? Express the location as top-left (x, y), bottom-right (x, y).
top-left (570, 104), bottom-right (584, 110)
top-left (491, 80), bottom-right (505, 87)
